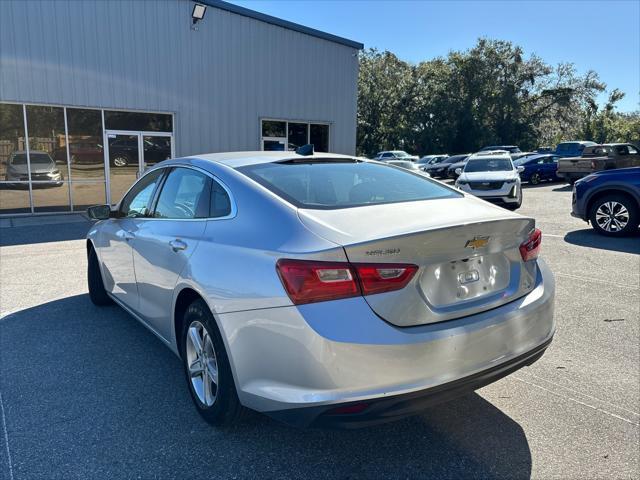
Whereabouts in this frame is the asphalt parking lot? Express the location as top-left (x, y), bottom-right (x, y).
top-left (0, 182), bottom-right (638, 480)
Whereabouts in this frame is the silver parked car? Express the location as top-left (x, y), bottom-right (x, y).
top-left (455, 151), bottom-right (525, 210)
top-left (86, 151), bottom-right (554, 428)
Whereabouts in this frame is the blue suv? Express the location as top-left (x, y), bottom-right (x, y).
top-left (572, 167), bottom-right (640, 236)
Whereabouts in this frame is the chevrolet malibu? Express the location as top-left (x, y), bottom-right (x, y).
top-left (86, 151), bottom-right (555, 428)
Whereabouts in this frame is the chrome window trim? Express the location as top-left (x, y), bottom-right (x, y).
top-left (115, 164), bottom-right (237, 222)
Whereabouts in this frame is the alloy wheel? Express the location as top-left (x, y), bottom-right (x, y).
top-left (113, 156), bottom-right (128, 167)
top-left (530, 173), bottom-right (540, 185)
top-left (185, 320), bottom-right (219, 407)
top-left (595, 201), bottom-right (629, 232)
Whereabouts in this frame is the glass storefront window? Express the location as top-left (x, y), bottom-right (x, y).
top-left (26, 105), bottom-right (70, 182)
top-left (71, 182), bottom-right (107, 211)
top-left (105, 111), bottom-right (172, 132)
top-left (287, 123), bottom-right (308, 151)
top-left (261, 119), bottom-right (330, 153)
top-left (66, 108), bottom-right (105, 181)
top-left (310, 124), bottom-right (329, 152)
top-left (31, 182), bottom-right (71, 213)
top-left (0, 104), bottom-right (173, 215)
top-left (262, 120), bottom-right (286, 138)
top-left (0, 103), bottom-right (26, 181)
top-left (0, 184), bottom-right (31, 214)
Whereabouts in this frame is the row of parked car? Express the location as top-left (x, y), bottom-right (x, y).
top-left (372, 141), bottom-right (640, 236)
top-left (374, 140), bottom-right (640, 186)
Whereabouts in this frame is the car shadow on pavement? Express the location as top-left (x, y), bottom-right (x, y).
top-left (564, 228), bottom-right (640, 255)
top-left (0, 220), bottom-right (94, 247)
top-left (0, 294), bottom-right (532, 480)
top-left (552, 184), bottom-right (573, 192)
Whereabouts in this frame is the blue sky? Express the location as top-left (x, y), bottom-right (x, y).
top-left (231, 0), bottom-right (640, 112)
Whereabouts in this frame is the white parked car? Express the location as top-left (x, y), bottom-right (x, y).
top-left (372, 150), bottom-right (419, 162)
top-left (455, 151), bottom-right (524, 210)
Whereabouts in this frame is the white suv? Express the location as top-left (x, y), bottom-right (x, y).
top-left (455, 151), bottom-right (524, 210)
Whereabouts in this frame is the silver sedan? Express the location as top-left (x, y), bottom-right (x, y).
top-left (86, 151), bottom-right (555, 428)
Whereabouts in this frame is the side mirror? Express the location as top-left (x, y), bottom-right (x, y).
top-left (455, 168), bottom-right (462, 175)
top-left (517, 166), bottom-right (525, 173)
top-left (87, 204), bottom-right (112, 220)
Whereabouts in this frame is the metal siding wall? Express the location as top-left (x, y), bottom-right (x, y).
top-left (0, 0), bottom-right (358, 155)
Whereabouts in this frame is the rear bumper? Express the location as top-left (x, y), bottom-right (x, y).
top-left (271, 336), bottom-right (552, 428)
top-left (215, 258), bottom-right (555, 427)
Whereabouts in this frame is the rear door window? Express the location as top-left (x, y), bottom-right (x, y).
top-left (238, 160), bottom-right (460, 209)
top-left (153, 168), bottom-right (211, 219)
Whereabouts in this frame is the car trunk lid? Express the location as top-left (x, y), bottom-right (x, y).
top-left (298, 197), bottom-right (538, 326)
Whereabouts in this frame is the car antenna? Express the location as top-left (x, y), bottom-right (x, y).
top-left (296, 144), bottom-right (314, 156)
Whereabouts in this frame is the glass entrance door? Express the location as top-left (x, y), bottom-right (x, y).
top-left (107, 133), bottom-right (140, 205)
top-left (106, 131), bottom-right (173, 205)
top-left (142, 135), bottom-right (172, 170)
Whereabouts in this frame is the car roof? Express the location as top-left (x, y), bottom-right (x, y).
top-left (188, 151), bottom-right (357, 168)
top-left (518, 153), bottom-right (552, 161)
top-left (468, 151), bottom-right (512, 160)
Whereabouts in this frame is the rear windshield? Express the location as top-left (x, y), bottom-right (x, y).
top-left (464, 158), bottom-right (513, 172)
top-left (238, 160), bottom-right (461, 209)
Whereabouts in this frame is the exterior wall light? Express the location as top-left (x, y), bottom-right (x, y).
top-left (192, 3), bottom-right (207, 25)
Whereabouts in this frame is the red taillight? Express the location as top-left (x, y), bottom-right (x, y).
top-left (519, 228), bottom-right (542, 262)
top-left (355, 263), bottom-right (419, 295)
top-left (276, 259), bottom-right (418, 305)
top-left (276, 259), bottom-right (360, 305)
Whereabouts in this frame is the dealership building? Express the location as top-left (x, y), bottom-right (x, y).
top-left (0, 0), bottom-right (362, 215)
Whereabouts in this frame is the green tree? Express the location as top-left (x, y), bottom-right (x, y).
top-left (356, 39), bottom-right (615, 156)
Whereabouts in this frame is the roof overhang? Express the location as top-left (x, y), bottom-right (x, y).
top-left (199, 0), bottom-right (364, 50)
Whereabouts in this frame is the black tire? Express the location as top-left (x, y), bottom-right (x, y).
top-left (529, 172), bottom-right (541, 185)
top-left (87, 246), bottom-right (113, 306)
top-left (181, 299), bottom-right (245, 426)
top-left (589, 194), bottom-right (639, 237)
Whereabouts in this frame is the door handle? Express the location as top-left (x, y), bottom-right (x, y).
top-left (123, 231), bottom-right (135, 241)
top-left (169, 239), bottom-right (187, 252)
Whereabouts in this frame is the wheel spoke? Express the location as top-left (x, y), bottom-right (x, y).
top-left (206, 358), bottom-right (219, 386)
top-left (188, 327), bottom-right (203, 356)
top-left (202, 369), bottom-right (211, 405)
top-left (189, 358), bottom-right (203, 378)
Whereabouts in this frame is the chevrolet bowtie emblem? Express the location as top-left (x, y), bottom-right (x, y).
top-left (465, 236), bottom-right (490, 249)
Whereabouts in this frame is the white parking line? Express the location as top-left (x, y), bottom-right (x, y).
top-left (514, 376), bottom-right (640, 427)
top-left (0, 391), bottom-right (14, 480)
top-left (555, 272), bottom-right (639, 290)
top-left (518, 371), bottom-right (640, 417)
